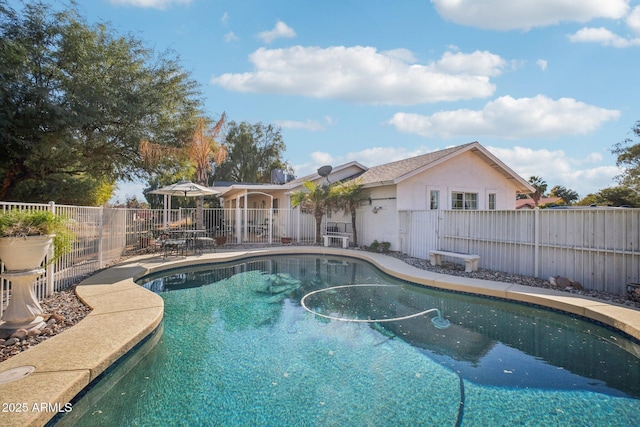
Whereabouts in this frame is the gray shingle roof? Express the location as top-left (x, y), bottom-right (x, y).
top-left (358, 143), bottom-right (475, 185)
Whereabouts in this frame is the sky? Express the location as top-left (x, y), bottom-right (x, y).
top-left (25, 0), bottom-right (640, 202)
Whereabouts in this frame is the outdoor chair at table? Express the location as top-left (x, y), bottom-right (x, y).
top-left (163, 237), bottom-right (186, 257)
top-left (182, 229), bottom-right (209, 254)
top-left (194, 229), bottom-right (217, 253)
top-left (162, 229), bottom-right (187, 257)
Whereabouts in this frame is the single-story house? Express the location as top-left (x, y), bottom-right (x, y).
top-left (214, 141), bottom-right (534, 247)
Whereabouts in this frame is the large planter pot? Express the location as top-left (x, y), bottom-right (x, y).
top-left (0, 235), bottom-right (53, 271)
top-left (214, 236), bottom-right (227, 246)
top-left (281, 237), bottom-right (292, 245)
top-left (0, 235), bottom-right (53, 333)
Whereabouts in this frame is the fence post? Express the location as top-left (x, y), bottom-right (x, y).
top-left (45, 201), bottom-right (55, 296)
top-left (98, 206), bottom-right (104, 269)
top-left (437, 210), bottom-right (443, 251)
top-left (534, 207), bottom-right (539, 278)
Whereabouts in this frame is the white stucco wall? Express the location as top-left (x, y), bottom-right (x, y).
top-left (360, 185), bottom-right (399, 249)
top-left (396, 151), bottom-right (520, 211)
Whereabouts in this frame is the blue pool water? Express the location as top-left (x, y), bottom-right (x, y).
top-left (59, 255), bottom-right (640, 426)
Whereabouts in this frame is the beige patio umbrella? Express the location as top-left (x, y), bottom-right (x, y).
top-left (150, 180), bottom-right (220, 229)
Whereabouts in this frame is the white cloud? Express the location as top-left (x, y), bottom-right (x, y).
top-left (258, 21), bottom-right (297, 43)
top-left (628, 6), bottom-right (640, 34)
top-left (435, 50), bottom-right (507, 76)
top-left (275, 119), bottom-right (326, 131)
top-left (568, 26), bottom-right (640, 47)
top-left (108, 0), bottom-right (191, 9)
top-left (430, 0), bottom-right (629, 31)
top-left (536, 59), bottom-right (548, 71)
top-left (486, 146), bottom-right (622, 196)
top-left (221, 12), bottom-right (229, 25)
top-left (211, 47), bottom-right (506, 105)
top-left (388, 95), bottom-right (620, 139)
top-left (224, 32), bottom-right (239, 43)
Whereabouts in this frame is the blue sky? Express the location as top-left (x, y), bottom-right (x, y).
top-left (39, 1), bottom-right (640, 201)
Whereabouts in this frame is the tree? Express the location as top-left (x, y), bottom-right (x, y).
top-left (549, 185), bottom-right (579, 205)
top-left (291, 181), bottom-right (333, 244)
top-left (0, 2), bottom-right (201, 204)
top-left (215, 121), bottom-right (291, 183)
top-left (612, 121), bottom-right (640, 191)
top-left (330, 178), bottom-right (364, 246)
top-left (140, 114), bottom-right (227, 226)
top-left (528, 176), bottom-right (548, 207)
top-left (576, 186), bottom-right (640, 207)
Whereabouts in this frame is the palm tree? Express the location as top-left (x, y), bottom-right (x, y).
top-left (528, 176), bottom-right (548, 207)
top-left (330, 178), bottom-right (364, 246)
top-left (187, 115), bottom-right (227, 228)
top-left (140, 114), bottom-right (227, 228)
top-left (291, 181), bottom-right (332, 244)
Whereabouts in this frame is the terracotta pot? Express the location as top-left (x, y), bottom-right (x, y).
top-left (281, 237), bottom-right (292, 244)
top-left (214, 236), bottom-right (227, 246)
top-left (0, 235), bottom-right (53, 271)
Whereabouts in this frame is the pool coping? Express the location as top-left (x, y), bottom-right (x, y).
top-left (1, 245), bottom-right (639, 426)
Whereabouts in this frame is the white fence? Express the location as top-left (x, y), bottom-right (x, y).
top-left (2, 201), bottom-right (639, 318)
top-left (399, 209), bottom-right (640, 295)
top-left (0, 203), bottom-right (320, 318)
top-left (1, 202), bottom-right (128, 318)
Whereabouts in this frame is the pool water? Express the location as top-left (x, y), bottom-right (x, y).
top-left (58, 255), bottom-right (640, 426)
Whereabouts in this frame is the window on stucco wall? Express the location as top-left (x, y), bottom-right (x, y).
top-left (488, 193), bottom-right (496, 210)
top-left (452, 192), bottom-right (478, 210)
top-left (430, 190), bottom-right (439, 209)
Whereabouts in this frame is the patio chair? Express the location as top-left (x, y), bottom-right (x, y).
top-left (162, 236), bottom-right (186, 258)
top-left (194, 229), bottom-right (217, 253)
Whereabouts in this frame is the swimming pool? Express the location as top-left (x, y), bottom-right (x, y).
top-left (59, 255), bottom-right (640, 426)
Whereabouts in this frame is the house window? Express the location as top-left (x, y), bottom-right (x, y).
top-left (452, 192), bottom-right (478, 210)
top-left (488, 193), bottom-right (496, 210)
top-left (430, 190), bottom-right (439, 209)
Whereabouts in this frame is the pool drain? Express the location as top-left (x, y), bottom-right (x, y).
top-left (0, 365), bottom-right (36, 385)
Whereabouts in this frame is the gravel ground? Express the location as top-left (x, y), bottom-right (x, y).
top-left (0, 288), bottom-right (91, 362)
top-left (388, 251), bottom-right (640, 309)
top-left (1, 248), bottom-right (638, 362)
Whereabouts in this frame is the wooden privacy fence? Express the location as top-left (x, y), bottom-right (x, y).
top-left (399, 208), bottom-right (640, 295)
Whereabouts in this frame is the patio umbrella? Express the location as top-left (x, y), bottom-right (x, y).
top-left (149, 180), bottom-right (220, 198)
top-left (150, 180), bottom-right (220, 228)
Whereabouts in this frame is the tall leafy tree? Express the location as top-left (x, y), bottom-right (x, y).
top-left (576, 186), bottom-right (640, 207)
top-left (0, 1), bottom-right (201, 204)
top-left (330, 178), bottom-right (364, 246)
top-left (291, 181), bottom-right (333, 244)
top-left (612, 120), bottom-right (640, 191)
top-left (215, 121), bottom-right (291, 183)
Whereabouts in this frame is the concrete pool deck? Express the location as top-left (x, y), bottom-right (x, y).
top-left (1, 246), bottom-right (639, 426)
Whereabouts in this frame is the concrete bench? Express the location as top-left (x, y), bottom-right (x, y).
top-left (429, 250), bottom-right (480, 273)
top-left (323, 234), bottom-right (350, 249)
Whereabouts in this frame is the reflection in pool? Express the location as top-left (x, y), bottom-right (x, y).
top-left (59, 255), bottom-right (640, 426)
